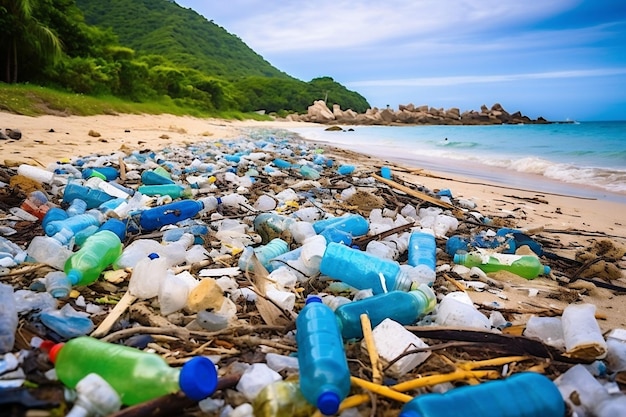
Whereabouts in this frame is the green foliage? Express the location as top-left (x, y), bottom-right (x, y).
top-left (1, 0), bottom-right (370, 115)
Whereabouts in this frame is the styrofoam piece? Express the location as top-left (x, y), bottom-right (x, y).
top-left (364, 318), bottom-right (430, 378)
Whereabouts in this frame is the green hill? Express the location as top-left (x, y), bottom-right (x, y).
top-left (75, 0), bottom-right (288, 80)
top-left (0, 0), bottom-right (369, 115)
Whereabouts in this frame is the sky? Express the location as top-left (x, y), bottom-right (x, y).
top-left (175, 0), bottom-right (626, 121)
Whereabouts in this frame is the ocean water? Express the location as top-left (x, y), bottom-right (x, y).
top-left (289, 121), bottom-right (626, 203)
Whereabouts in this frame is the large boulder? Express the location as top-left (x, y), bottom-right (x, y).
top-left (307, 100), bottom-right (335, 122)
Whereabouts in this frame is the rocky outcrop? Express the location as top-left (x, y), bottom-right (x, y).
top-left (288, 102), bottom-right (550, 125)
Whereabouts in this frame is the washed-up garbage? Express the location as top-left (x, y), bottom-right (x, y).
top-left (1, 127), bottom-right (625, 416)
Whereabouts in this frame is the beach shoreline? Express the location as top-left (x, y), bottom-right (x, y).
top-left (2, 112), bottom-right (625, 332)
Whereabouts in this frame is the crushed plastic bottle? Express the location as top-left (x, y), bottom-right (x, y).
top-left (64, 230), bottom-right (123, 286)
top-left (453, 251), bottom-right (550, 279)
top-left (252, 379), bottom-right (315, 417)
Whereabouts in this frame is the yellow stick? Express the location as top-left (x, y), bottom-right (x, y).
top-left (391, 369), bottom-right (499, 392)
top-left (351, 376), bottom-right (414, 403)
top-left (361, 314), bottom-right (383, 384)
top-left (458, 356), bottom-right (530, 370)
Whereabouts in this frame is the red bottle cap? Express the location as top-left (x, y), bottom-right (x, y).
top-left (48, 343), bottom-right (65, 363)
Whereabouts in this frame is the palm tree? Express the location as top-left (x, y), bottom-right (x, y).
top-left (0, 0), bottom-right (62, 83)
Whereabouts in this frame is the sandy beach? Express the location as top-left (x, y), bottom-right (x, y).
top-left (1, 112), bottom-right (625, 332)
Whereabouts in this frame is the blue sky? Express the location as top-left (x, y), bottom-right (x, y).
top-left (175, 0), bottom-right (626, 121)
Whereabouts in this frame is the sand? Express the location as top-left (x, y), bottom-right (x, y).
top-left (1, 112), bottom-right (625, 335)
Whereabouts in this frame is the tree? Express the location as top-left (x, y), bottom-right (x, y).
top-left (0, 0), bottom-right (62, 83)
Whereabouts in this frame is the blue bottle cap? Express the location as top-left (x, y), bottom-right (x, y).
top-left (305, 294), bottom-right (322, 305)
top-left (317, 391), bottom-right (340, 415)
top-left (398, 411), bottom-right (423, 417)
top-left (179, 356), bottom-right (218, 401)
top-left (148, 253), bottom-right (160, 260)
top-left (67, 270), bottom-right (82, 285)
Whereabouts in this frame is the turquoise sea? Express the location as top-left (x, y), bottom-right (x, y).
top-left (289, 121), bottom-right (626, 204)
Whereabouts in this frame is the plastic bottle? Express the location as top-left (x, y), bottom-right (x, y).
top-left (252, 379), bottom-right (316, 417)
top-left (45, 211), bottom-right (103, 237)
top-left (399, 372), bottom-right (565, 417)
top-left (98, 218), bottom-right (127, 241)
top-left (64, 230), bottom-right (123, 286)
top-left (67, 199), bottom-right (87, 217)
top-left (17, 164), bottom-right (55, 184)
top-left (453, 252), bottom-right (550, 279)
top-left (42, 207), bottom-right (69, 231)
top-left (296, 295), bottom-right (350, 415)
top-left (141, 169), bottom-right (174, 185)
top-left (320, 242), bottom-right (415, 294)
top-left (334, 285), bottom-right (436, 339)
top-left (81, 167), bottom-right (119, 181)
top-left (312, 214), bottom-right (369, 237)
top-left (253, 213), bottom-right (296, 244)
top-left (20, 191), bottom-right (52, 220)
top-left (128, 253), bottom-right (169, 299)
top-left (45, 271), bottom-right (72, 299)
top-left (66, 373), bottom-right (122, 417)
top-left (137, 184), bottom-right (191, 199)
top-left (238, 238), bottom-right (290, 272)
top-left (46, 336), bottom-right (218, 405)
top-left (407, 231), bottom-right (437, 284)
top-left (0, 282), bottom-right (18, 354)
top-left (63, 183), bottom-right (115, 209)
top-left (138, 200), bottom-right (204, 232)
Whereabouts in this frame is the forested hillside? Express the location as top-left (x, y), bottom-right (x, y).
top-left (0, 0), bottom-right (369, 115)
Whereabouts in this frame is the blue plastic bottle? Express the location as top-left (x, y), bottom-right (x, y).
top-left (334, 286), bottom-right (436, 339)
top-left (296, 295), bottom-right (350, 415)
top-left (399, 372), bottom-right (565, 417)
top-left (98, 218), bottom-right (127, 241)
top-left (81, 167), bottom-right (119, 181)
top-left (45, 212), bottom-right (103, 237)
top-left (141, 169), bottom-right (175, 185)
top-left (312, 214), bottom-right (369, 237)
top-left (238, 238), bottom-right (290, 272)
top-left (138, 200), bottom-right (204, 232)
top-left (407, 232), bottom-right (436, 270)
top-left (319, 242), bottom-right (414, 294)
top-left (137, 184), bottom-right (191, 199)
top-left (42, 207), bottom-right (69, 231)
top-left (63, 183), bottom-right (114, 209)
top-left (66, 198), bottom-right (87, 217)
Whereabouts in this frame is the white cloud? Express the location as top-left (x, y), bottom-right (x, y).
top-left (220, 0), bottom-right (574, 53)
top-left (347, 68), bottom-right (626, 87)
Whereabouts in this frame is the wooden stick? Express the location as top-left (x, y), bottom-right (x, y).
top-left (361, 314), bottom-right (383, 384)
top-left (371, 173), bottom-right (455, 210)
top-left (91, 291), bottom-right (137, 338)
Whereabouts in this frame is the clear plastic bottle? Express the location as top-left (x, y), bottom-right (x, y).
top-left (407, 231), bottom-right (436, 270)
top-left (46, 336), bottom-right (218, 405)
top-left (320, 242), bottom-right (414, 294)
top-left (138, 200), bottom-right (204, 232)
top-left (453, 252), bottom-right (550, 279)
top-left (335, 285), bottom-right (436, 340)
top-left (64, 230), bottom-right (123, 286)
top-left (0, 282), bottom-right (18, 353)
top-left (399, 372), bottom-right (565, 417)
top-left (296, 295), bottom-right (350, 415)
top-left (252, 379), bottom-right (316, 417)
top-left (253, 213), bottom-right (296, 243)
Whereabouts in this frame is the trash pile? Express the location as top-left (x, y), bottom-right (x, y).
top-left (1, 128), bottom-right (626, 417)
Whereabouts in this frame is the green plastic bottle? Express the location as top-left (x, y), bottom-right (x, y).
top-left (453, 252), bottom-right (550, 279)
top-left (64, 230), bottom-right (123, 286)
top-left (48, 336), bottom-right (218, 405)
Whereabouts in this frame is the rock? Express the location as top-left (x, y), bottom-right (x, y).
top-left (0, 131), bottom-right (8, 140)
top-left (6, 129), bottom-right (21, 140)
top-left (306, 100), bottom-right (335, 122)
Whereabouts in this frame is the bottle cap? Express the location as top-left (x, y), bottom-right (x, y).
top-left (398, 411), bottom-right (423, 417)
top-left (67, 270), bottom-right (82, 285)
top-left (179, 357), bottom-right (218, 401)
top-left (305, 294), bottom-right (322, 305)
top-left (317, 391), bottom-right (340, 415)
top-left (148, 253), bottom-right (160, 260)
top-left (48, 342), bottom-right (65, 363)
top-left (543, 265), bottom-right (551, 275)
